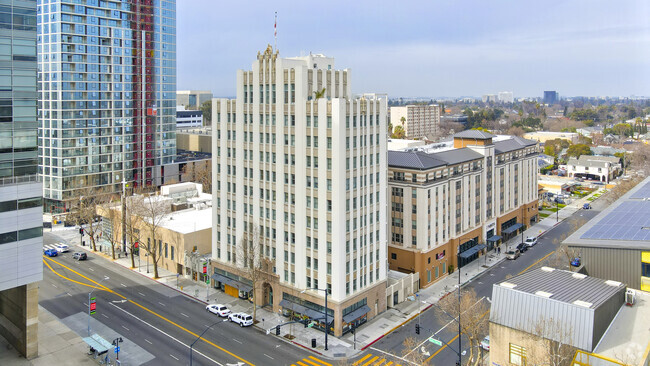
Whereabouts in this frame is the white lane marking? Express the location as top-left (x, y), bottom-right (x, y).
top-left (88, 268), bottom-right (94, 271)
top-left (144, 339), bottom-right (152, 345)
top-left (180, 313), bottom-right (189, 318)
top-left (122, 325), bottom-right (130, 331)
top-left (264, 354), bottom-right (274, 360)
top-left (138, 292), bottom-right (146, 296)
top-left (101, 314), bottom-right (109, 319)
top-left (66, 292), bottom-right (72, 297)
top-left (120, 283), bottom-right (127, 287)
top-left (109, 303), bottom-right (223, 366)
top-left (158, 302), bottom-right (166, 307)
top-left (170, 354), bottom-right (179, 361)
top-left (232, 338), bottom-right (242, 344)
top-left (51, 283), bottom-right (58, 288)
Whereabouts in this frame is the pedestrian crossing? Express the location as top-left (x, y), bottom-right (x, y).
top-left (43, 244), bottom-right (61, 251)
top-left (352, 353), bottom-right (403, 366)
top-left (292, 355), bottom-right (333, 366)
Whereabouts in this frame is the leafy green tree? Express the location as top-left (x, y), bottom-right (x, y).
top-left (200, 100), bottom-right (212, 125)
top-left (314, 88), bottom-right (326, 99)
top-left (566, 144), bottom-right (592, 158)
top-left (391, 125), bottom-right (406, 139)
top-left (544, 145), bottom-right (557, 157)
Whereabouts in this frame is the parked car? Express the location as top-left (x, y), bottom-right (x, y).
top-left (480, 335), bottom-right (490, 351)
top-left (583, 203), bottom-right (591, 209)
top-left (228, 312), bottom-right (253, 327)
top-left (516, 243), bottom-right (528, 253)
top-left (524, 237), bottom-right (538, 247)
top-left (56, 243), bottom-right (70, 253)
top-left (206, 304), bottom-right (231, 317)
top-left (505, 249), bottom-right (520, 260)
top-left (571, 257), bottom-right (581, 267)
top-left (72, 252), bottom-right (87, 261)
top-left (44, 248), bottom-right (58, 257)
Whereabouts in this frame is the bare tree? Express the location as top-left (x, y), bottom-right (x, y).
top-left (401, 336), bottom-right (430, 365)
top-left (68, 188), bottom-right (109, 252)
top-left (102, 201), bottom-right (123, 260)
top-left (123, 192), bottom-right (144, 269)
top-left (436, 288), bottom-right (489, 366)
top-left (236, 223), bottom-right (273, 322)
top-left (524, 317), bottom-right (576, 366)
top-left (130, 188), bottom-right (170, 279)
top-left (182, 160), bottom-right (212, 193)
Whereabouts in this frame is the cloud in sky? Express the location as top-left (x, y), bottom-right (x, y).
top-left (176, 0), bottom-right (650, 98)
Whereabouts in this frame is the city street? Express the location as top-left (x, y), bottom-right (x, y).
top-left (351, 205), bottom-right (600, 366)
top-left (39, 233), bottom-right (329, 366)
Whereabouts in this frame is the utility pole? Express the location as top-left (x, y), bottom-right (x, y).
top-left (121, 178), bottom-right (127, 253)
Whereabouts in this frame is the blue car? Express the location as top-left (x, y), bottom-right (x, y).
top-left (583, 203), bottom-right (591, 209)
top-left (44, 248), bottom-right (58, 257)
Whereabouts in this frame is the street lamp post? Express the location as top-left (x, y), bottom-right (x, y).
top-left (88, 276), bottom-right (110, 337)
top-left (301, 287), bottom-right (329, 351)
top-left (189, 320), bottom-right (221, 366)
top-left (146, 253), bottom-right (149, 273)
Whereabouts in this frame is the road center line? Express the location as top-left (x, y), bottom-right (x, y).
top-left (109, 303), bottom-right (224, 366)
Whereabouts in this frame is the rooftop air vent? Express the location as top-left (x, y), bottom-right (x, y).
top-left (572, 273), bottom-right (587, 279)
top-left (605, 280), bottom-right (622, 287)
top-left (573, 300), bottom-right (593, 308)
top-left (535, 291), bottom-right (553, 298)
top-left (541, 267), bottom-right (554, 272)
top-left (500, 282), bottom-right (517, 289)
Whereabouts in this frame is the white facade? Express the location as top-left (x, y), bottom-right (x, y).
top-left (497, 91), bottom-right (514, 104)
top-left (211, 49), bottom-right (388, 317)
top-left (390, 104), bottom-right (441, 139)
top-left (0, 180), bottom-right (43, 291)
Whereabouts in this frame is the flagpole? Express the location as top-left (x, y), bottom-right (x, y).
top-left (274, 12), bottom-right (277, 51)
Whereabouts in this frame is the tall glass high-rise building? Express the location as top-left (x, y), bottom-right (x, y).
top-left (0, 0), bottom-right (42, 359)
top-left (37, 0), bottom-right (176, 212)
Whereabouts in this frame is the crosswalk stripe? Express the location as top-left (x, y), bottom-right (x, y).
top-left (308, 356), bottom-right (332, 366)
top-left (297, 362), bottom-right (309, 366)
top-left (374, 359), bottom-right (387, 366)
top-left (353, 354), bottom-right (372, 366)
top-left (302, 359), bottom-right (322, 366)
top-left (384, 362), bottom-right (394, 366)
top-left (362, 356), bottom-right (379, 366)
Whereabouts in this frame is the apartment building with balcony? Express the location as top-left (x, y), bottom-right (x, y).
top-left (390, 104), bottom-right (441, 139)
top-left (211, 47), bottom-right (388, 336)
top-left (37, 0), bottom-right (177, 212)
top-left (387, 130), bottom-right (538, 288)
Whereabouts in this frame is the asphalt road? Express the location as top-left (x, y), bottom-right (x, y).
top-left (39, 234), bottom-right (321, 366)
top-left (360, 206), bottom-right (601, 366)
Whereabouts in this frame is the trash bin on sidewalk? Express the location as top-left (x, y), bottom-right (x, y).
top-left (311, 338), bottom-right (316, 348)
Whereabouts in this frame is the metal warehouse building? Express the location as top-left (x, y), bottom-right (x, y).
top-left (563, 177), bottom-right (650, 291)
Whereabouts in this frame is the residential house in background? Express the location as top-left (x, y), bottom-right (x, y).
top-left (565, 155), bottom-right (621, 183)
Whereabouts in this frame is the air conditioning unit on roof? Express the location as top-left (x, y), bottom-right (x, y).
top-left (625, 289), bottom-right (635, 306)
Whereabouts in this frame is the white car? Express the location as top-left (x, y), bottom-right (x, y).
top-left (524, 237), bottom-right (538, 247)
top-left (56, 243), bottom-right (70, 253)
top-left (228, 312), bottom-right (253, 327)
top-left (480, 335), bottom-right (490, 351)
top-left (206, 304), bottom-right (231, 317)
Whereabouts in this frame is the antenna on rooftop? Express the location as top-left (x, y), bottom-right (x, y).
top-left (274, 12), bottom-right (277, 51)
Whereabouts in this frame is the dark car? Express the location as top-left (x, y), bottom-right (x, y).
top-left (72, 252), bottom-right (87, 261)
top-left (44, 248), bottom-right (58, 257)
top-left (583, 203), bottom-right (591, 209)
top-left (516, 243), bottom-right (528, 253)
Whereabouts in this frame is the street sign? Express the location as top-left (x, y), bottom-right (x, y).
top-left (428, 338), bottom-right (443, 346)
top-left (115, 346), bottom-right (120, 353)
top-left (90, 297), bottom-right (97, 315)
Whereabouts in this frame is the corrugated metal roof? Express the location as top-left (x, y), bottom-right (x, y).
top-left (453, 130), bottom-right (495, 139)
top-left (490, 268), bottom-right (626, 352)
top-left (387, 151), bottom-right (448, 170)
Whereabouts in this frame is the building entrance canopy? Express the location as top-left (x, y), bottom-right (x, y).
top-left (487, 235), bottom-right (502, 242)
top-left (502, 223), bottom-right (523, 235)
top-left (211, 273), bottom-right (252, 292)
top-left (459, 244), bottom-right (486, 259)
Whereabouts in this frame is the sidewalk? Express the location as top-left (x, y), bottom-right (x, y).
top-left (49, 188), bottom-right (606, 360)
top-left (0, 307), bottom-right (97, 366)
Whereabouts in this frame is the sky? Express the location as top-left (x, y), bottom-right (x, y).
top-left (176, 0), bottom-right (650, 99)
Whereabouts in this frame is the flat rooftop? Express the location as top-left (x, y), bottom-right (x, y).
top-left (564, 177), bottom-right (650, 250)
top-left (159, 207), bottom-right (212, 234)
top-left (592, 290), bottom-right (650, 363)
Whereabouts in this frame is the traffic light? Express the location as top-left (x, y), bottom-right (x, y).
top-left (79, 228), bottom-right (84, 235)
top-left (275, 326), bottom-right (280, 335)
top-left (415, 323), bottom-right (420, 334)
top-left (304, 319), bottom-right (308, 328)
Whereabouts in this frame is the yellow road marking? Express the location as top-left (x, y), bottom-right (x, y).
top-left (297, 362), bottom-right (309, 366)
top-left (425, 309), bottom-right (490, 363)
top-left (308, 355), bottom-right (332, 366)
top-left (43, 258), bottom-right (111, 292)
top-left (384, 362), bottom-right (394, 366)
top-left (44, 257), bottom-right (255, 365)
top-left (362, 356), bottom-right (379, 366)
top-left (518, 250), bottom-right (555, 275)
top-left (353, 354), bottom-right (372, 365)
top-left (302, 359), bottom-right (323, 366)
top-left (374, 359), bottom-right (387, 366)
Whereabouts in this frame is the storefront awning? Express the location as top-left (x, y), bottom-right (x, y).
top-left (487, 235), bottom-right (502, 242)
top-left (502, 223), bottom-right (523, 234)
top-left (459, 244), bottom-right (486, 259)
top-left (342, 305), bottom-right (371, 323)
top-left (279, 299), bottom-right (325, 321)
top-left (211, 273), bottom-right (252, 292)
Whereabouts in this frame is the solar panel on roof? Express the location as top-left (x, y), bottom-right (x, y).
top-left (581, 201), bottom-right (650, 241)
top-left (630, 181), bottom-right (650, 199)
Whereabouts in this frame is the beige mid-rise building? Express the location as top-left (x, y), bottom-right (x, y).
top-left (390, 104), bottom-right (441, 139)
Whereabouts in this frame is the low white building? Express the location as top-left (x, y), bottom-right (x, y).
top-left (565, 155), bottom-right (621, 183)
top-left (176, 106), bottom-right (203, 128)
